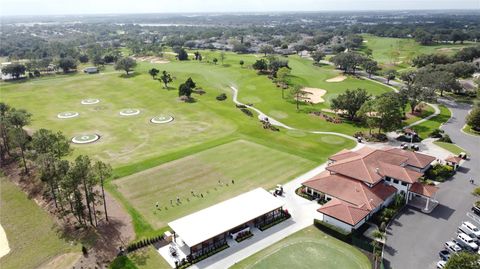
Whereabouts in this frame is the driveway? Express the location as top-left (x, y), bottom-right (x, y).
top-left (383, 100), bottom-right (480, 269)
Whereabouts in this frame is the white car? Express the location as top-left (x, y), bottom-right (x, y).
top-left (437, 260), bottom-right (446, 269)
top-left (459, 221), bottom-right (480, 239)
top-left (457, 232), bottom-right (479, 250)
top-left (444, 241), bottom-right (462, 253)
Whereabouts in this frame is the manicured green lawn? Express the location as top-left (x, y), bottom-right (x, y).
top-left (113, 140), bottom-right (317, 230)
top-left (129, 246), bottom-right (171, 269)
top-left (0, 51), bottom-right (382, 168)
top-left (411, 105), bottom-right (451, 139)
top-left (403, 103), bottom-right (435, 126)
top-left (362, 34), bottom-right (475, 71)
top-left (0, 177), bottom-right (79, 269)
top-left (433, 141), bottom-right (467, 155)
top-left (463, 124), bottom-right (480, 136)
top-left (231, 225), bottom-right (371, 269)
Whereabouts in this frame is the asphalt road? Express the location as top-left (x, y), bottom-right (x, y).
top-left (383, 100), bottom-right (480, 269)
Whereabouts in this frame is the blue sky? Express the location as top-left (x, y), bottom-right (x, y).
top-left (1, 0), bottom-right (479, 16)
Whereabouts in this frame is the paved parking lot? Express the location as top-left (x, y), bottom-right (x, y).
top-left (384, 100), bottom-right (480, 269)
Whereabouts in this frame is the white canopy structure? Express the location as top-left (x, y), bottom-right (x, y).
top-left (168, 188), bottom-right (284, 248)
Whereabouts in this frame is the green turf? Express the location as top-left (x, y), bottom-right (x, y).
top-left (113, 140), bottom-right (317, 230)
top-left (411, 105), bottom-right (451, 139)
top-left (403, 103), bottom-right (435, 126)
top-left (362, 34), bottom-right (475, 71)
top-left (433, 141), bottom-right (467, 155)
top-left (0, 52), bottom-right (380, 167)
top-left (0, 177), bottom-right (79, 269)
top-left (463, 124), bottom-right (480, 136)
top-left (230, 225), bottom-right (371, 269)
top-left (129, 246), bottom-right (171, 269)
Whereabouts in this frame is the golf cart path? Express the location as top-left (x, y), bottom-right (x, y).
top-left (229, 86), bottom-right (356, 141)
top-left (230, 85), bottom-right (438, 140)
top-left (356, 72), bottom-right (441, 129)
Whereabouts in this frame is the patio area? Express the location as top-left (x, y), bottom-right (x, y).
top-left (408, 195), bottom-right (439, 213)
top-left (158, 236), bottom-right (191, 268)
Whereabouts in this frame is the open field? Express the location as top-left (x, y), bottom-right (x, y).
top-left (113, 140), bottom-right (317, 229)
top-left (230, 225), bottom-right (371, 269)
top-left (0, 177), bottom-right (79, 269)
top-left (362, 34), bottom-right (475, 71)
top-left (0, 51), bottom-right (385, 168)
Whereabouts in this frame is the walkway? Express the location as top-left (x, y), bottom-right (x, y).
top-left (383, 100), bottom-right (479, 269)
top-left (189, 143), bottom-right (365, 269)
top-left (229, 86), bottom-right (357, 141)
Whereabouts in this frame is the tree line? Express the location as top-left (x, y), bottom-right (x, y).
top-left (0, 103), bottom-right (112, 228)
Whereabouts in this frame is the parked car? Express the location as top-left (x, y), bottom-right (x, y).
top-left (438, 249), bottom-right (450, 261)
top-left (436, 260), bottom-right (447, 269)
top-left (458, 221), bottom-right (480, 239)
top-left (445, 241), bottom-right (463, 253)
top-left (457, 232), bottom-right (479, 251)
top-left (472, 203), bottom-right (480, 216)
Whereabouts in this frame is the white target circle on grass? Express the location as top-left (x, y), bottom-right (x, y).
top-left (71, 134), bottom-right (100, 144)
top-left (119, 109), bottom-right (141, 116)
top-left (81, 98), bottom-right (100, 105)
top-left (150, 114), bottom-right (174, 124)
top-left (57, 112), bottom-right (79, 119)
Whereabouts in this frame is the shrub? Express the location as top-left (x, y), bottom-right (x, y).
top-left (429, 129), bottom-right (444, 138)
top-left (240, 108), bottom-right (253, 117)
top-left (216, 93), bottom-right (227, 101)
top-left (425, 164), bottom-right (454, 182)
top-left (473, 187), bottom-right (480, 196)
top-left (438, 134), bottom-right (453, 143)
top-left (313, 219), bottom-right (351, 242)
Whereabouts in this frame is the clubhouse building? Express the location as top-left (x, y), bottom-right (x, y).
top-left (162, 188), bottom-right (285, 267)
top-left (302, 147), bottom-right (439, 232)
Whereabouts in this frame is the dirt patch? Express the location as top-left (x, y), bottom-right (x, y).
top-left (321, 108), bottom-right (346, 114)
top-left (326, 75), bottom-right (347, 82)
top-left (300, 87), bottom-right (327, 104)
top-left (39, 252), bottom-right (82, 269)
top-left (133, 56), bottom-right (170, 64)
top-left (0, 224), bottom-right (10, 258)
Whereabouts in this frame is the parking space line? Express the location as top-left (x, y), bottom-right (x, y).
top-left (466, 212), bottom-right (480, 225)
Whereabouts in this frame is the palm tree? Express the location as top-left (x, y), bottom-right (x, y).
top-left (371, 229), bottom-right (385, 269)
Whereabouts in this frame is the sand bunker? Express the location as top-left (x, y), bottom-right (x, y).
top-left (326, 75), bottom-right (347, 82)
top-left (300, 88), bottom-right (327, 104)
top-left (119, 109), bottom-right (141, 116)
top-left (57, 112), bottom-right (79, 119)
top-left (0, 224), bottom-right (10, 258)
top-left (134, 56), bottom-right (170, 64)
top-left (71, 134), bottom-right (100, 144)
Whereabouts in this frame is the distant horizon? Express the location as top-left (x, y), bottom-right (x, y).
top-left (1, 0), bottom-right (479, 17)
top-left (2, 9), bottom-right (480, 19)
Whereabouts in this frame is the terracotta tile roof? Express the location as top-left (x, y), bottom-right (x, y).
top-left (318, 198), bottom-right (370, 226)
top-left (329, 149), bottom-right (360, 161)
top-left (326, 149), bottom-right (408, 184)
top-left (303, 171), bottom-right (397, 211)
top-left (385, 148), bottom-right (436, 169)
top-left (329, 147), bottom-right (376, 162)
top-left (378, 161), bottom-right (423, 184)
top-left (410, 182), bottom-right (439, 198)
top-left (445, 155), bottom-right (462, 164)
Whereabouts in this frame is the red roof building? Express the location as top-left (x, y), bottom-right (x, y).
top-left (303, 146), bottom-right (438, 232)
